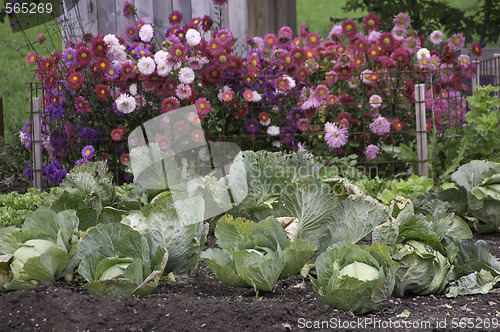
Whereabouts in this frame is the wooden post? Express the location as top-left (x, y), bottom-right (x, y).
top-left (31, 98), bottom-right (43, 189)
top-left (495, 54), bottom-right (500, 98)
top-left (415, 84), bottom-right (428, 177)
top-left (472, 60), bottom-right (481, 92)
top-left (0, 97), bottom-right (4, 139)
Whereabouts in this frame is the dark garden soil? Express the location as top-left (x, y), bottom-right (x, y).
top-left (1, 183), bottom-right (500, 332)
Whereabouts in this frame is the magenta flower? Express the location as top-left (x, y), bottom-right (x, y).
top-left (324, 122), bottom-right (348, 148)
top-left (369, 116), bottom-right (391, 136)
top-left (365, 144), bottom-right (379, 160)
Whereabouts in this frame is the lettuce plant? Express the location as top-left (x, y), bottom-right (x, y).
top-left (201, 215), bottom-right (317, 293)
top-left (310, 243), bottom-right (397, 314)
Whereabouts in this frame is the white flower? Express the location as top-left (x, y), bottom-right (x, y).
top-left (157, 61), bottom-right (172, 77)
top-left (267, 125), bottom-right (280, 136)
top-left (137, 56), bottom-right (155, 75)
top-left (271, 141), bottom-right (281, 148)
top-left (104, 34), bottom-right (120, 48)
top-left (129, 83), bottom-right (138, 96)
top-left (139, 24), bottom-right (154, 43)
top-left (416, 48), bottom-right (430, 60)
top-left (178, 67), bottom-right (195, 84)
top-left (252, 91), bottom-right (262, 102)
top-left (186, 29), bottom-right (201, 46)
top-left (154, 50), bottom-right (169, 65)
top-left (115, 93), bottom-right (137, 114)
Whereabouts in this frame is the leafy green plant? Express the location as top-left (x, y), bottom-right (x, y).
top-left (310, 242), bottom-right (397, 314)
top-left (376, 174), bottom-right (434, 205)
top-left (0, 188), bottom-right (49, 227)
top-left (0, 208), bottom-right (79, 291)
top-left (121, 194), bottom-right (208, 277)
top-left (201, 215), bottom-right (317, 293)
top-left (76, 222), bottom-right (168, 297)
top-left (47, 161), bottom-right (122, 229)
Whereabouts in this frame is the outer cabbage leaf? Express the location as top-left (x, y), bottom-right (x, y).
top-left (280, 238), bottom-right (317, 279)
top-left (392, 240), bottom-right (452, 296)
top-left (451, 239), bottom-right (500, 278)
top-left (233, 249), bottom-right (283, 292)
top-left (451, 160), bottom-right (500, 194)
top-left (77, 223), bottom-right (168, 297)
top-left (446, 270), bottom-right (500, 298)
top-left (310, 243), bottom-right (397, 314)
top-left (277, 181), bottom-right (337, 245)
top-left (327, 195), bottom-right (389, 246)
top-left (200, 248), bottom-right (249, 288)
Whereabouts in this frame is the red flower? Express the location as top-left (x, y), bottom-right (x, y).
top-left (91, 36), bottom-right (108, 57)
top-left (76, 47), bottom-right (92, 67)
top-left (111, 128), bottom-right (124, 141)
top-left (341, 20), bottom-right (357, 37)
top-left (362, 14), bottom-right (380, 32)
top-left (68, 71), bottom-right (83, 90)
top-left (471, 42), bottom-right (482, 56)
top-left (392, 119), bottom-right (405, 131)
top-left (96, 84), bottom-right (110, 100)
top-left (168, 10), bottom-right (183, 25)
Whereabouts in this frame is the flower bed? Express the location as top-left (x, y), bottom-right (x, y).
top-left (21, 1), bottom-right (481, 184)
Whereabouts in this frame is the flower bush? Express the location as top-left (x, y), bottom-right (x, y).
top-left (22, 0), bottom-right (481, 184)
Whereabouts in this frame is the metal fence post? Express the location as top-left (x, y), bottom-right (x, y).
top-left (415, 84), bottom-right (428, 177)
top-left (31, 98), bottom-right (43, 189)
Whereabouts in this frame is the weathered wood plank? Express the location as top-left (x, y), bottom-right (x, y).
top-left (153, 0), bottom-right (173, 41)
top-left (172, 0), bottom-right (192, 26)
top-left (191, 0), bottom-right (210, 20)
top-left (228, 0), bottom-right (248, 52)
top-left (116, 0), bottom-right (135, 36)
top-left (64, 0), bottom-right (98, 40)
top-left (135, 0), bottom-right (155, 24)
top-left (97, 0), bottom-right (117, 35)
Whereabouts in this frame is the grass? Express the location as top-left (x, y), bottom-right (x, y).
top-left (296, 0), bottom-right (483, 38)
top-left (0, 18), bottom-right (61, 145)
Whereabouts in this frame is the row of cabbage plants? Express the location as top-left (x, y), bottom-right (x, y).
top-left (1, 152), bottom-right (500, 313)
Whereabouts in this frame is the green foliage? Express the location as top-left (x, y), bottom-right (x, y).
top-left (77, 223), bottom-right (168, 297)
top-left (310, 243), bottom-right (397, 314)
top-left (201, 215), bottom-right (317, 293)
top-left (338, 0), bottom-right (499, 46)
top-left (0, 188), bottom-right (48, 227)
top-left (376, 174), bottom-right (434, 205)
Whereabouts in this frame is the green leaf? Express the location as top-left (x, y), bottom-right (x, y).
top-left (328, 195), bottom-right (389, 246)
top-left (200, 248), bottom-right (249, 288)
top-left (234, 249), bottom-right (283, 292)
top-left (214, 215), bottom-right (255, 251)
top-left (21, 247), bottom-right (69, 283)
top-left (452, 239), bottom-right (500, 277)
top-left (280, 239), bottom-right (317, 279)
top-left (446, 270), bottom-right (500, 298)
top-left (277, 181), bottom-right (337, 243)
top-left (0, 227), bottom-right (22, 255)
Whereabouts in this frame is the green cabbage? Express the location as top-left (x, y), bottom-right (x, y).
top-left (310, 243), bottom-right (397, 314)
top-left (201, 215), bottom-right (317, 293)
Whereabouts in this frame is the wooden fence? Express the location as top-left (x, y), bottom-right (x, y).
top-left (63, 0), bottom-right (296, 51)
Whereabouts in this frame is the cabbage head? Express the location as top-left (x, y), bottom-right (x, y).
top-left (310, 242), bottom-right (397, 314)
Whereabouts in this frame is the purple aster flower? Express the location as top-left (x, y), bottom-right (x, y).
top-left (245, 118), bottom-right (260, 133)
top-left (105, 65), bottom-right (120, 80)
top-left (61, 48), bottom-right (77, 67)
top-left (43, 159), bottom-right (68, 184)
top-left (24, 163), bottom-right (32, 180)
top-left (49, 129), bottom-right (69, 155)
top-left (324, 122), bottom-right (348, 148)
top-left (78, 127), bottom-right (100, 142)
top-left (365, 144), bottom-right (379, 159)
top-left (75, 158), bottom-right (89, 167)
top-left (82, 145), bottom-right (95, 159)
top-left (45, 103), bottom-right (65, 121)
top-left (288, 107), bottom-right (305, 125)
top-left (369, 115), bottom-right (391, 136)
top-left (280, 126), bottom-right (296, 144)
